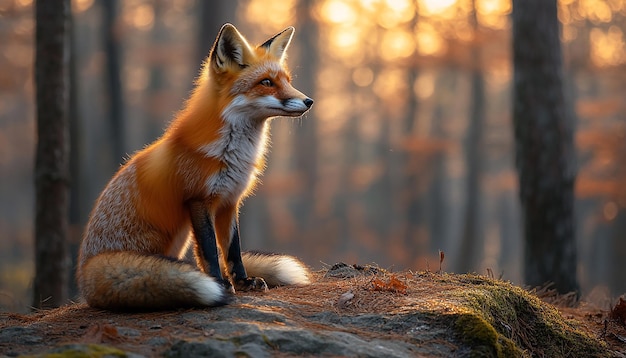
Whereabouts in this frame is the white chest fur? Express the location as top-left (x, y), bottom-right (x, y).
top-left (201, 97), bottom-right (270, 203)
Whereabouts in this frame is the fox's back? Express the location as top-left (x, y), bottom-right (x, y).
top-left (79, 154), bottom-right (190, 264)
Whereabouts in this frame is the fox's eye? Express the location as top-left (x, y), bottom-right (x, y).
top-left (260, 79), bottom-right (273, 87)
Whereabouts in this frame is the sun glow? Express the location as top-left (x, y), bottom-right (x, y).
top-left (378, 0), bottom-right (415, 27)
top-left (244, 0), bottom-right (297, 31)
top-left (380, 29), bottom-right (415, 60)
top-left (320, 0), bottom-right (358, 24)
top-left (590, 25), bottom-right (626, 67)
top-left (476, 0), bottom-right (511, 29)
top-left (416, 22), bottom-right (446, 56)
top-left (419, 0), bottom-right (458, 16)
top-left (124, 3), bottom-right (154, 31)
top-left (316, 0), bottom-right (625, 66)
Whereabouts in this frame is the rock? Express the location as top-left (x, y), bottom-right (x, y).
top-left (0, 326), bottom-right (42, 345)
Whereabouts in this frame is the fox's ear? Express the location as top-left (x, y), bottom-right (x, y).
top-left (211, 23), bottom-right (254, 71)
top-left (260, 27), bottom-right (294, 62)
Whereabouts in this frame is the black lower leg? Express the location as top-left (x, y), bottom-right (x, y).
top-left (189, 201), bottom-right (229, 289)
top-left (227, 221), bottom-right (267, 291)
top-left (226, 221), bottom-right (247, 281)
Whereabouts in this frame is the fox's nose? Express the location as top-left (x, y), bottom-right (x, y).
top-left (303, 98), bottom-right (314, 108)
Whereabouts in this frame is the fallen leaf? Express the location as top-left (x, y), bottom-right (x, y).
top-left (81, 324), bottom-right (122, 344)
top-left (370, 274), bottom-right (408, 294)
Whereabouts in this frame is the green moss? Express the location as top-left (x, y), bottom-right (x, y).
top-left (454, 312), bottom-right (499, 357)
top-left (454, 312), bottom-right (522, 358)
top-left (261, 334), bottom-right (277, 349)
top-left (449, 274), bottom-right (610, 358)
top-left (23, 344), bottom-right (130, 357)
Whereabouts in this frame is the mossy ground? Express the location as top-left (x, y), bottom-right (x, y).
top-left (438, 273), bottom-right (611, 357)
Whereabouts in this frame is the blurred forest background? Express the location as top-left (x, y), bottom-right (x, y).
top-left (1, 0), bottom-right (626, 312)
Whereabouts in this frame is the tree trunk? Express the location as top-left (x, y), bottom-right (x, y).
top-left (428, 71), bottom-right (449, 254)
top-left (102, 0), bottom-right (125, 163)
top-left (68, 4), bottom-right (82, 300)
top-left (610, 134), bottom-right (626, 295)
top-left (610, 209), bottom-right (626, 296)
top-left (33, 0), bottom-right (71, 309)
top-left (197, 1), bottom-right (237, 66)
top-left (512, 0), bottom-right (579, 295)
top-left (399, 7), bottom-right (421, 264)
top-left (457, 0), bottom-right (485, 273)
top-left (293, 0), bottom-right (318, 230)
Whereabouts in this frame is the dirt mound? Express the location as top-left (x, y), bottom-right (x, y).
top-left (1, 267), bottom-right (623, 357)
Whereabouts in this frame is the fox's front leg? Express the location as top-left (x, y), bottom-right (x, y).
top-left (188, 200), bottom-right (233, 292)
top-left (215, 205), bottom-right (268, 292)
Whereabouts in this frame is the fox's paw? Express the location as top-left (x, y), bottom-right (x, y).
top-left (235, 277), bottom-right (269, 292)
top-left (216, 278), bottom-right (235, 295)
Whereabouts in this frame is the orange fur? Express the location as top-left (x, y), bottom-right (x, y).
top-left (214, 204), bottom-right (238, 256)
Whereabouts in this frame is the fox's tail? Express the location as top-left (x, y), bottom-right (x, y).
top-left (78, 252), bottom-right (230, 310)
top-left (241, 252), bottom-right (311, 287)
top-left (78, 251), bottom-right (311, 310)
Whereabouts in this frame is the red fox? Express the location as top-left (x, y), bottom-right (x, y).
top-left (77, 24), bottom-right (314, 310)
